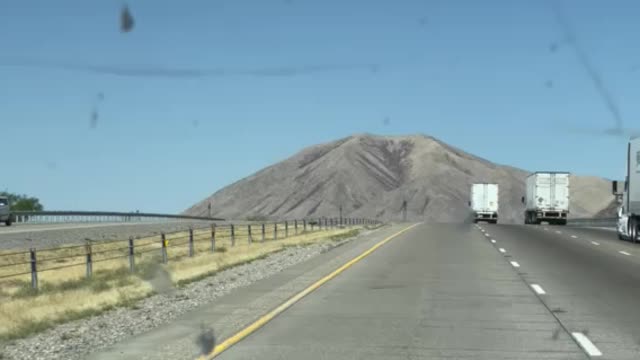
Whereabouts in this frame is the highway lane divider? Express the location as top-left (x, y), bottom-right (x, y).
top-left (198, 222), bottom-right (422, 360)
top-left (571, 332), bottom-right (603, 357)
top-left (476, 224), bottom-right (605, 358)
top-left (530, 284), bottom-right (546, 295)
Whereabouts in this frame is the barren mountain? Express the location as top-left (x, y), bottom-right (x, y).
top-left (185, 134), bottom-right (614, 223)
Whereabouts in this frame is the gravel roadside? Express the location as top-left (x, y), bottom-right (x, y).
top-left (0, 228), bottom-right (376, 360)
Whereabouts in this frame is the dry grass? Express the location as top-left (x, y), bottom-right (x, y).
top-left (0, 225), bottom-right (361, 340)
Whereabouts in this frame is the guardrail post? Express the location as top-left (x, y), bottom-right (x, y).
top-left (303, 219), bottom-right (307, 232)
top-left (294, 220), bottom-right (298, 235)
top-left (310, 220), bottom-right (314, 231)
top-left (231, 224), bottom-right (235, 246)
top-left (85, 241), bottom-right (93, 279)
top-left (30, 248), bottom-right (38, 290)
top-left (161, 233), bottom-right (168, 264)
top-left (274, 223), bottom-right (278, 240)
top-left (261, 223), bottom-right (266, 242)
top-left (248, 224), bottom-right (252, 244)
top-left (285, 221), bottom-right (289, 238)
top-left (211, 224), bottom-right (216, 252)
top-left (188, 228), bottom-right (194, 257)
top-left (128, 236), bottom-right (135, 272)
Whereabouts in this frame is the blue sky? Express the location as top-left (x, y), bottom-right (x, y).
top-left (1, 0), bottom-right (638, 213)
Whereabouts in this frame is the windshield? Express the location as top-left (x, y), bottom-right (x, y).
top-left (1, 2), bottom-right (639, 360)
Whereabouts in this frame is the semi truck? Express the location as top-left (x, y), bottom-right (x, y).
top-left (470, 183), bottom-right (499, 224)
top-left (0, 196), bottom-right (12, 226)
top-left (615, 137), bottom-right (640, 242)
top-left (523, 172), bottom-right (570, 225)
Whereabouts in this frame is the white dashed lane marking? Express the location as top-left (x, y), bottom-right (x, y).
top-left (490, 239), bottom-right (496, 244)
top-left (571, 332), bottom-right (603, 357)
top-left (498, 248), bottom-right (506, 253)
top-left (619, 251), bottom-right (631, 256)
top-left (555, 230), bottom-right (562, 234)
top-left (530, 284), bottom-right (546, 295)
top-left (571, 235), bottom-right (578, 239)
top-left (510, 261), bottom-right (520, 268)
top-left (591, 241), bottom-right (600, 246)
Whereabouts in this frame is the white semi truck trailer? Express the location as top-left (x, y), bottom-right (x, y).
top-left (470, 183), bottom-right (499, 224)
top-left (615, 137), bottom-right (640, 242)
top-left (523, 172), bottom-right (570, 225)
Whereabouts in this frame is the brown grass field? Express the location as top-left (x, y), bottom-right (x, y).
top-left (0, 223), bottom-right (363, 340)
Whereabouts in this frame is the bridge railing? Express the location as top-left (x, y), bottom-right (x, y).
top-left (10, 211), bottom-right (225, 224)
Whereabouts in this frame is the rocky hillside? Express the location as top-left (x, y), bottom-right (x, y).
top-left (185, 134), bottom-right (614, 223)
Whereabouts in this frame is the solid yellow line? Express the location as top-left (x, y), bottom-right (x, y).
top-left (197, 222), bottom-right (421, 360)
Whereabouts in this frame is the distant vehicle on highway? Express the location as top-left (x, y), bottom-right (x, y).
top-left (470, 183), bottom-right (499, 224)
top-left (0, 196), bottom-right (13, 226)
top-left (615, 137), bottom-right (640, 242)
top-left (523, 172), bottom-right (570, 225)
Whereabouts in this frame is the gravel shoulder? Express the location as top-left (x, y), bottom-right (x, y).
top-left (0, 224), bottom-right (394, 360)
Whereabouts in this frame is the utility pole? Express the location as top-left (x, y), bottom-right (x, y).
top-left (208, 202), bottom-right (212, 218)
top-left (339, 205), bottom-right (343, 226)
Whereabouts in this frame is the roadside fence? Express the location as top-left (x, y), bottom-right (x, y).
top-left (0, 218), bottom-right (380, 291)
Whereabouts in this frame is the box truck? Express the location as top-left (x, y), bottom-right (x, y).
top-left (470, 183), bottom-right (499, 224)
top-left (0, 196), bottom-right (12, 226)
top-left (615, 137), bottom-right (640, 242)
top-left (523, 172), bottom-right (570, 225)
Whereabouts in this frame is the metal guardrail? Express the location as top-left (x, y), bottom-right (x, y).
top-left (10, 211), bottom-right (225, 224)
top-left (567, 217), bottom-right (617, 228)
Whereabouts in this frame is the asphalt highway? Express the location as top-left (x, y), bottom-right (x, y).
top-left (89, 222), bottom-right (640, 360)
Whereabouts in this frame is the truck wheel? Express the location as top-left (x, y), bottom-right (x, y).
top-left (629, 218), bottom-right (639, 244)
top-left (5, 219), bottom-right (12, 226)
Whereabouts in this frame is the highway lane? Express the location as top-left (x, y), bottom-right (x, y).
top-left (0, 221), bottom-right (213, 250)
top-left (216, 223), bottom-right (585, 360)
top-left (479, 223), bottom-right (640, 359)
top-left (0, 222), bottom-right (152, 234)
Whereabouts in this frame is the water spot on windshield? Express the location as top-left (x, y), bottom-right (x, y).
top-left (196, 324), bottom-right (216, 355)
top-left (121, 5), bottom-right (135, 33)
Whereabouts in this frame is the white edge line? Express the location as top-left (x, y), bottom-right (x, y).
top-left (571, 332), bottom-right (603, 357)
top-left (619, 251), bottom-right (631, 256)
top-left (530, 284), bottom-right (546, 295)
top-left (510, 261), bottom-right (520, 268)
